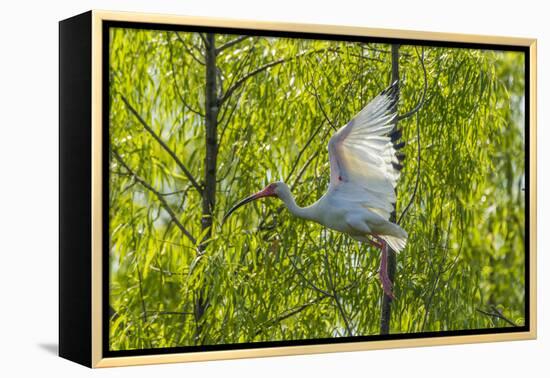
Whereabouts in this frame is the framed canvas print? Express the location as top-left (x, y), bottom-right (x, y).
top-left (59, 10), bottom-right (537, 368)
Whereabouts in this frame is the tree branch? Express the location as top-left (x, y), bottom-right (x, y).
top-left (145, 310), bottom-right (194, 316)
top-left (219, 44), bottom-right (255, 104)
top-left (218, 84), bottom-right (247, 145)
top-left (112, 150), bottom-right (198, 245)
top-left (179, 33), bottom-right (206, 56)
top-left (288, 253), bottom-right (332, 297)
top-left (288, 58), bottom-right (364, 190)
top-left (476, 307), bottom-right (519, 327)
top-left (324, 251), bottom-right (353, 336)
top-left (119, 94), bottom-right (203, 194)
top-left (421, 218), bottom-right (454, 330)
top-left (397, 47), bottom-right (427, 121)
top-left (198, 33), bottom-right (209, 48)
top-left (285, 122), bottom-right (326, 183)
top-left (220, 57), bottom-right (286, 104)
top-left (216, 35), bottom-right (250, 54)
top-left (398, 112), bottom-right (421, 224)
top-left (167, 35), bottom-right (205, 117)
top-left (290, 135), bottom-right (328, 191)
top-left (115, 170), bottom-right (193, 198)
top-left (254, 265), bottom-right (373, 337)
top-left (303, 58), bottom-right (344, 131)
top-left (220, 48), bottom-right (331, 104)
top-left (254, 294), bottom-right (329, 336)
top-left (380, 44), bottom-right (401, 336)
top-left (306, 83), bottom-right (339, 131)
top-left (174, 32), bottom-right (205, 65)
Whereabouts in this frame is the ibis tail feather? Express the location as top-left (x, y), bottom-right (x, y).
top-left (380, 223), bottom-right (408, 253)
top-left (380, 234), bottom-right (407, 253)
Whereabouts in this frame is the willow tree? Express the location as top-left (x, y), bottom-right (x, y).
top-left (108, 27), bottom-right (525, 350)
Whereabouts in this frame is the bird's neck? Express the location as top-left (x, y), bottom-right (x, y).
top-left (279, 191), bottom-right (316, 221)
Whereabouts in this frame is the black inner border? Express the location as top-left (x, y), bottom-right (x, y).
top-left (102, 20), bottom-right (531, 358)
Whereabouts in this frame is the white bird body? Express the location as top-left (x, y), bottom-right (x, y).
top-left (269, 81), bottom-right (408, 252)
top-left (276, 182), bottom-right (407, 252)
top-left (224, 81), bottom-right (407, 297)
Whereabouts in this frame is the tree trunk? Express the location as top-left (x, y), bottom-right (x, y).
top-left (194, 32), bottom-right (219, 343)
top-left (380, 44), bottom-right (400, 335)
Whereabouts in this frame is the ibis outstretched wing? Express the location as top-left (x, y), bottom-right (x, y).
top-left (327, 81), bottom-right (404, 220)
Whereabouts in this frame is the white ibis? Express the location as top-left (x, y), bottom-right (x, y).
top-left (224, 81), bottom-right (407, 299)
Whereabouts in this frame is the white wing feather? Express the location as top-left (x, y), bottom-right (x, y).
top-left (328, 82), bottom-right (402, 221)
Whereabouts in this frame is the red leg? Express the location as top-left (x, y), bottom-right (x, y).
top-left (376, 237), bottom-right (395, 300)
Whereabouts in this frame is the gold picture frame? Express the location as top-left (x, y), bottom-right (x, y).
top-left (59, 10), bottom-right (537, 368)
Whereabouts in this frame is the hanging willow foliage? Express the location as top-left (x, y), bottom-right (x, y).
top-left (107, 27), bottom-right (525, 350)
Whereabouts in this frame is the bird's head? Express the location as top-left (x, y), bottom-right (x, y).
top-left (223, 181), bottom-right (288, 223)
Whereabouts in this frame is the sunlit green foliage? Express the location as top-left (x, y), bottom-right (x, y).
top-left (108, 27), bottom-right (525, 350)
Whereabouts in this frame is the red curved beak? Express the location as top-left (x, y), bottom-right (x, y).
top-left (223, 186), bottom-right (276, 223)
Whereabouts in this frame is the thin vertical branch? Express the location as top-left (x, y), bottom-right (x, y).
top-left (397, 47), bottom-right (427, 121)
top-left (398, 47), bottom-right (427, 223)
top-left (194, 32), bottom-right (219, 344)
top-left (398, 112), bottom-right (422, 224)
top-left (380, 44), bottom-right (400, 335)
